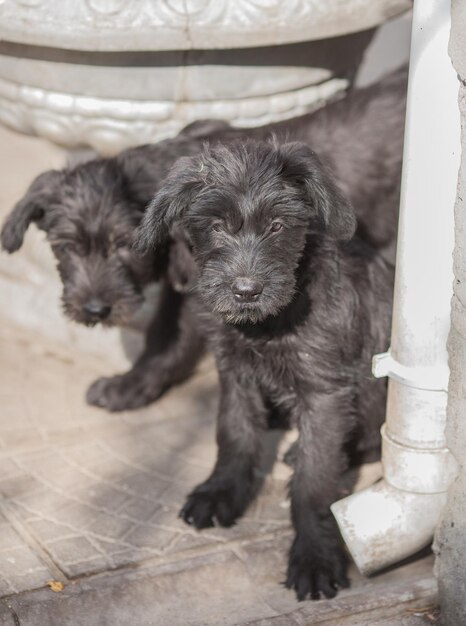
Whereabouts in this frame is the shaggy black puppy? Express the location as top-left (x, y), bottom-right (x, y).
top-left (0, 122), bottom-right (227, 410)
top-left (137, 140), bottom-right (394, 600)
top-left (1, 67), bottom-right (405, 411)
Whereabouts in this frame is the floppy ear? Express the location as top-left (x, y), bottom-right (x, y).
top-left (1, 169), bottom-right (62, 253)
top-left (279, 142), bottom-right (356, 241)
top-left (167, 225), bottom-right (199, 293)
top-left (135, 156), bottom-right (202, 253)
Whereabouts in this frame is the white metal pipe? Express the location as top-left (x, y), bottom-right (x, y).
top-left (331, 0), bottom-right (460, 575)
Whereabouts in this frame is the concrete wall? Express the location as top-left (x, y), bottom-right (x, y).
top-left (434, 1), bottom-right (466, 624)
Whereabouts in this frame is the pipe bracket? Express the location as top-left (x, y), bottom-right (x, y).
top-left (372, 350), bottom-right (449, 392)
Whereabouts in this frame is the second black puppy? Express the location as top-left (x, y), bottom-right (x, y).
top-left (137, 140), bottom-right (393, 600)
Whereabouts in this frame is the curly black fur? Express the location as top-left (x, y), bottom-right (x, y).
top-left (137, 140), bottom-right (394, 601)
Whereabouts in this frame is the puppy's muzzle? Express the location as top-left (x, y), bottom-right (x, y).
top-left (231, 277), bottom-right (263, 303)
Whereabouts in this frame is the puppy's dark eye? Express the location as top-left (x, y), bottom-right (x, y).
top-left (115, 240), bottom-right (128, 249)
top-left (212, 222), bottom-right (223, 233)
top-left (270, 221), bottom-right (283, 233)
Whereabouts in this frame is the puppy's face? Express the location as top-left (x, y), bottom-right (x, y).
top-left (138, 141), bottom-right (356, 325)
top-left (185, 170), bottom-right (310, 324)
top-left (1, 161), bottom-right (154, 327)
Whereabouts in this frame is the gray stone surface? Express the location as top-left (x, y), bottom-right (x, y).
top-left (0, 324), bottom-right (290, 578)
top-left (434, 2), bottom-right (466, 624)
top-left (0, 548), bottom-right (438, 626)
top-left (0, 511), bottom-right (56, 596)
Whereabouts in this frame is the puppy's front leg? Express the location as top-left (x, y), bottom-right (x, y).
top-left (180, 369), bottom-right (267, 528)
top-left (286, 390), bottom-right (354, 601)
top-left (87, 282), bottom-right (204, 411)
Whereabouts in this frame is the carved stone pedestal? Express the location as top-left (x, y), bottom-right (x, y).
top-left (0, 0), bottom-right (410, 154)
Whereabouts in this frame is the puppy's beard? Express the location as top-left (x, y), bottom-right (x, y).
top-left (61, 293), bottom-right (144, 328)
top-left (222, 307), bottom-right (265, 325)
top-left (210, 294), bottom-right (286, 325)
top-left (198, 274), bottom-right (298, 325)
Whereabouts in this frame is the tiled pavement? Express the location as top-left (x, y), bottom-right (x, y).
top-left (0, 323), bottom-right (438, 625)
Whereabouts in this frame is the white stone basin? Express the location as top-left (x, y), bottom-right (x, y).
top-left (0, 0), bottom-right (410, 154)
top-left (1, 0), bottom-right (411, 51)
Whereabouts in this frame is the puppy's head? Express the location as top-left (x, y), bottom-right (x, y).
top-left (137, 140), bottom-right (356, 324)
top-left (1, 160), bottom-right (156, 327)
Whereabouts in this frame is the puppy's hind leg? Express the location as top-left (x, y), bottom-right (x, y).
top-left (180, 368), bottom-right (267, 528)
top-left (86, 281), bottom-right (204, 411)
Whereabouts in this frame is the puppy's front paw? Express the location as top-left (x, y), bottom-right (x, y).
top-left (86, 372), bottom-right (164, 412)
top-left (285, 535), bottom-right (349, 601)
top-left (179, 479), bottom-right (252, 529)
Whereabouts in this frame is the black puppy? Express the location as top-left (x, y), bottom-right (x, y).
top-left (137, 140), bottom-right (394, 600)
top-left (1, 68), bottom-right (405, 411)
top-left (0, 121), bottom-right (227, 410)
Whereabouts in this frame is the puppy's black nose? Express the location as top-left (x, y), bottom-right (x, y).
top-left (83, 299), bottom-right (111, 320)
top-left (231, 277), bottom-right (263, 302)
